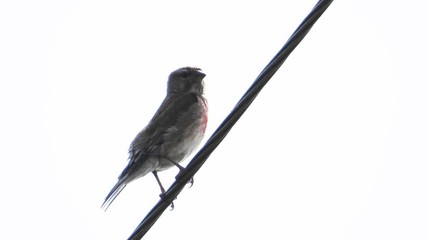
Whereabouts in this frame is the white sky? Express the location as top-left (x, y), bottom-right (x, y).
top-left (1, 0), bottom-right (426, 239)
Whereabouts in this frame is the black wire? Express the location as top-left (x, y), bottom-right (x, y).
top-left (127, 0), bottom-right (333, 239)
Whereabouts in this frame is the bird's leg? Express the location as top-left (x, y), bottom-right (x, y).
top-left (152, 171), bottom-right (174, 210)
top-left (165, 158), bottom-right (194, 187)
top-left (152, 170), bottom-right (166, 194)
top-left (165, 158), bottom-right (185, 171)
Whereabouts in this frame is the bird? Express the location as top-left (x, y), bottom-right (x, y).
top-left (102, 67), bottom-right (207, 210)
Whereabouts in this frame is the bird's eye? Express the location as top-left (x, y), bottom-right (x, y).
top-left (180, 71), bottom-right (190, 78)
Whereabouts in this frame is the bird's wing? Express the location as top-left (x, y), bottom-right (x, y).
top-left (118, 93), bottom-right (200, 179)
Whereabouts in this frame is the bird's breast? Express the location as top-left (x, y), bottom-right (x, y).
top-left (177, 98), bottom-right (207, 159)
top-left (157, 96), bottom-right (207, 171)
top-left (199, 98), bottom-right (208, 133)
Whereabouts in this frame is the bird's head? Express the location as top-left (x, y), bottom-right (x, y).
top-left (167, 67), bottom-right (206, 95)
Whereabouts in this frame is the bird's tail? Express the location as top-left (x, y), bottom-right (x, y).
top-left (101, 176), bottom-right (128, 211)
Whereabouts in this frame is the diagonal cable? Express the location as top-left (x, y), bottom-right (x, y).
top-left (128, 1), bottom-right (333, 239)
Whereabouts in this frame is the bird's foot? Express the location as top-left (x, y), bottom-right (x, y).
top-left (159, 192), bottom-right (175, 210)
top-left (175, 169), bottom-right (194, 188)
top-left (188, 177), bottom-right (194, 188)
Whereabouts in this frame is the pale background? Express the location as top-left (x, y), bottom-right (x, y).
top-left (1, 0), bottom-right (426, 239)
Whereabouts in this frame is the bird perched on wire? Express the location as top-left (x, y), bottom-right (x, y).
top-left (102, 67), bottom-right (208, 210)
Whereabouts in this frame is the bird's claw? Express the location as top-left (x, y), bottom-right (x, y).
top-left (175, 169), bottom-right (194, 188)
top-left (159, 192), bottom-right (175, 210)
top-left (188, 177), bottom-right (194, 188)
